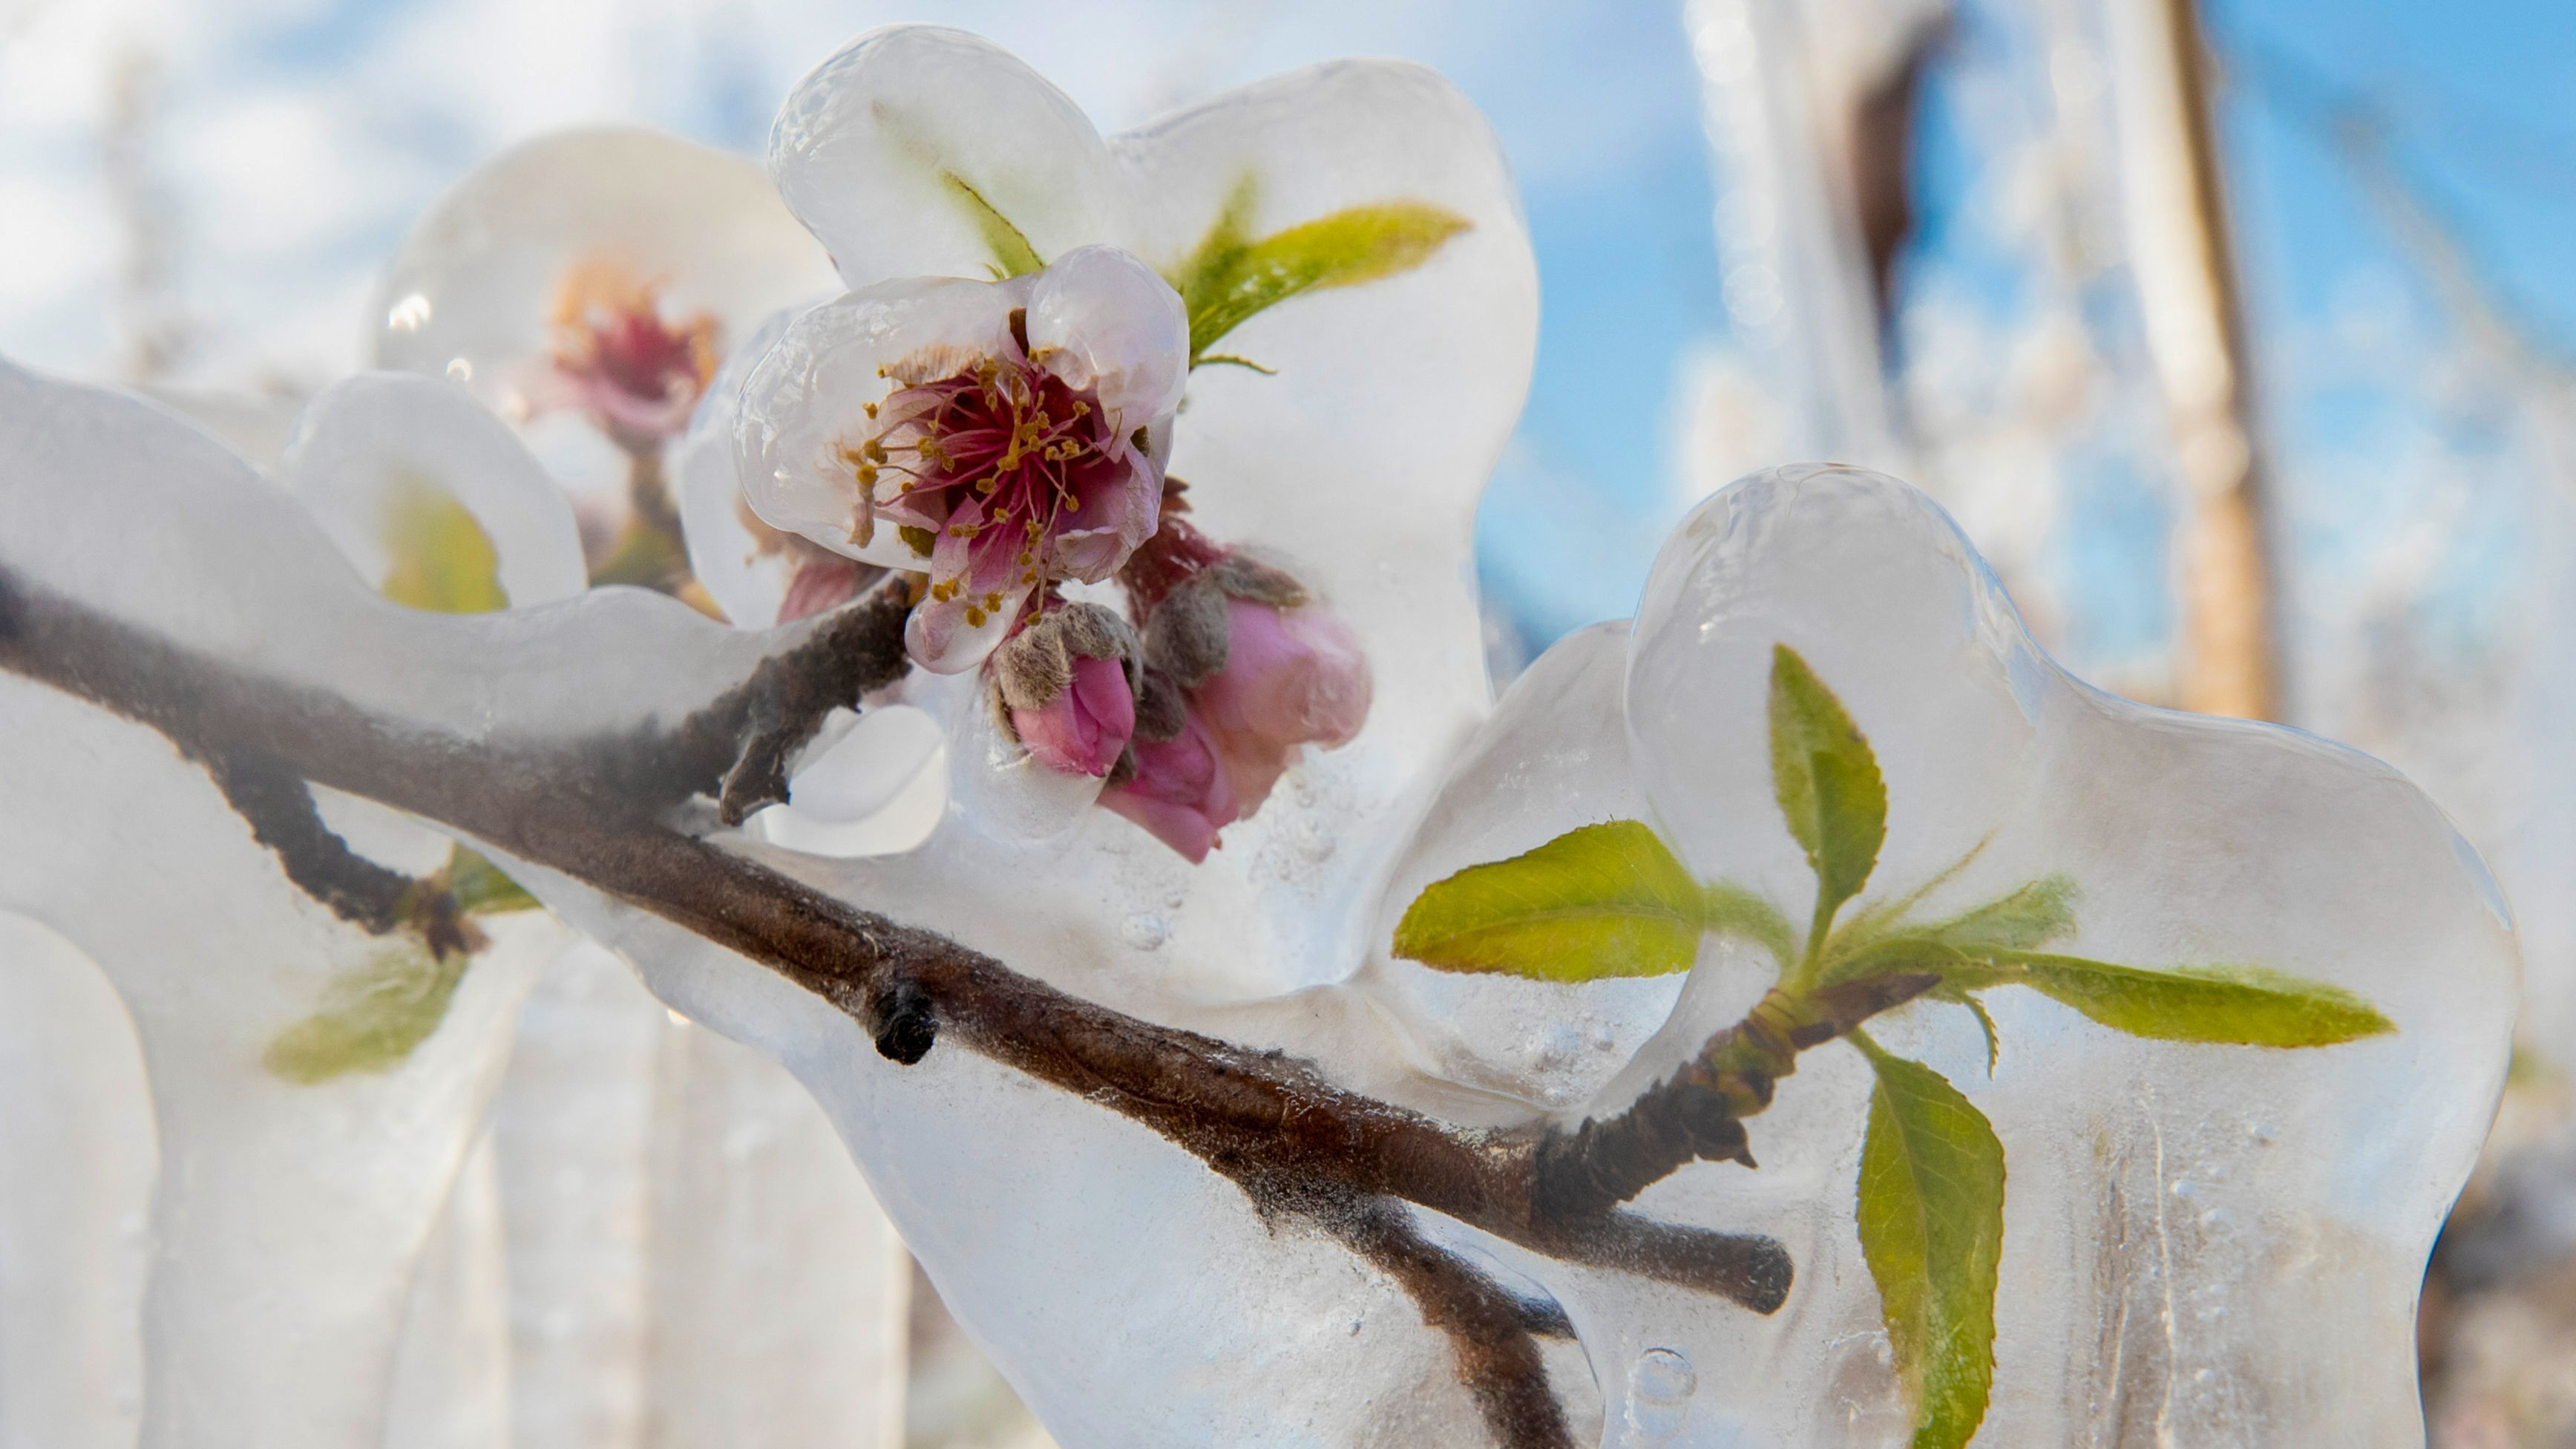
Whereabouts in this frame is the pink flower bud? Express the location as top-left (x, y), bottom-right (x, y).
top-left (1101, 713), bottom-right (1237, 863)
top-left (1010, 652), bottom-right (1135, 777)
top-left (1193, 597), bottom-right (1371, 812)
top-left (993, 603), bottom-right (1140, 778)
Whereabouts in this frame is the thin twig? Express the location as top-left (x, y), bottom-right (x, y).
top-left (1317, 1191), bottom-right (1574, 1449)
top-left (0, 567), bottom-right (1953, 1440)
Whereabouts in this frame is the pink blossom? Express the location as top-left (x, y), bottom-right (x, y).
top-left (1102, 713), bottom-right (1237, 863)
top-left (1193, 597), bottom-right (1373, 812)
top-left (1012, 653), bottom-right (1136, 777)
top-left (861, 326), bottom-right (1158, 670)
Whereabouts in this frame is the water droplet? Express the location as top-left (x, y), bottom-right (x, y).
top-left (1289, 815), bottom-right (1333, 861)
top-left (1622, 1347), bottom-right (1696, 1445)
top-left (445, 357), bottom-right (473, 383)
top-left (1121, 913), bottom-right (1167, 950)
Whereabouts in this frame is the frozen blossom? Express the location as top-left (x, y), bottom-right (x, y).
top-left (731, 246), bottom-right (1185, 671)
top-left (0, 21), bottom-right (2520, 1449)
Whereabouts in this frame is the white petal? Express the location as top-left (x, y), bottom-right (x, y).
top-left (371, 126), bottom-right (836, 424)
top-left (678, 306), bottom-right (800, 627)
top-left (1115, 59), bottom-right (1538, 804)
top-left (731, 276), bottom-right (1016, 560)
top-left (1026, 244), bottom-right (1188, 433)
top-left (785, 704), bottom-right (945, 822)
top-left (282, 372), bottom-right (588, 609)
top-left (903, 588), bottom-right (1021, 675)
top-left (770, 25), bottom-right (1124, 289)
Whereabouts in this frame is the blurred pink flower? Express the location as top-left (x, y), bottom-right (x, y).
top-left (545, 258), bottom-right (717, 453)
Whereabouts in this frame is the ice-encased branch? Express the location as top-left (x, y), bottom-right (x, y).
top-left (1532, 974), bottom-right (1942, 1220)
top-left (0, 563), bottom-right (1829, 1448)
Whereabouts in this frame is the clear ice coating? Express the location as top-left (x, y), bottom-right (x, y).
top-left (0, 28), bottom-right (2517, 1449)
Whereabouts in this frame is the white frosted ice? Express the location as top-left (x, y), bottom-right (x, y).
top-left (0, 27), bottom-right (2514, 1445)
top-left (0, 914), bottom-right (153, 1449)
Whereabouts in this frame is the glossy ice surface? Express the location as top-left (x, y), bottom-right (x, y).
top-left (0, 23), bottom-right (2514, 1448)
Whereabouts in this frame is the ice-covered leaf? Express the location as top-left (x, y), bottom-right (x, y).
top-left (1855, 1039), bottom-right (2005, 1449)
top-left (1768, 643), bottom-right (1886, 938)
top-left (1175, 185), bottom-right (1469, 361)
top-left (447, 845), bottom-right (540, 915)
top-left (940, 170), bottom-right (1045, 278)
top-left (1820, 874), bottom-right (2077, 986)
top-left (1702, 879), bottom-right (1800, 972)
top-left (2009, 956), bottom-right (2396, 1047)
top-left (1392, 820), bottom-right (1703, 981)
top-left (378, 477), bottom-right (508, 614)
top-left (1920, 875), bottom-right (2077, 953)
top-left (263, 942), bottom-right (472, 1085)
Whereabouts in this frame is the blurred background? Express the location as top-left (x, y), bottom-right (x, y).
top-left (4, 0), bottom-right (2573, 1443)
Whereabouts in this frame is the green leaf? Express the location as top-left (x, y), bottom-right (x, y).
top-left (263, 941), bottom-right (470, 1085)
top-left (1854, 1038), bottom-right (2005, 1449)
top-left (1768, 644), bottom-right (1887, 940)
top-left (380, 475), bottom-right (508, 614)
top-left (1949, 989), bottom-right (2002, 1075)
top-left (1173, 176), bottom-right (1470, 362)
top-left (1703, 879), bottom-right (1800, 972)
top-left (2010, 955), bottom-right (2395, 1047)
top-left (447, 845), bottom-right (540, 916)
top-left (1820, 874), bottom-right (2077, 988)
top-left (1391, 820), bottom-right (1706, 982)
top-left (1921, 875), bottom-right (2077, 953)
top-left (939, 170), bottom-right (1044, 279)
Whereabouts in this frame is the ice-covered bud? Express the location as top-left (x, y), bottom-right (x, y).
top-left (544, 257), bottom-right (718, 453)
top-left (994, 603), bottom-right (1141, 777)
top-left (1145, 556), bottom-right (1372, 814)
top-left (1101, 711), bottom-right (1236, 863)
top-left (735, 246), bottom-right (1187, 675)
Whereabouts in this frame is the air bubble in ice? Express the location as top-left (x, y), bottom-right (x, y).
top-left (1622, 1347), bottom-right (1697, 1446)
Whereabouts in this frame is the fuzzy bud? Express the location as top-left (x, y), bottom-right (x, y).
top-left (993, 604), bottom-right (1141, 777)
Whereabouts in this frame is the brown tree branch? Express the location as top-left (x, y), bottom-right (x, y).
top-left (1532, 974), bottom-right (1941, 1221)
top-left (0, 567), bottom-right (1956, 1443)
top-left (1317, 1191), bottom-right (1574, 1449)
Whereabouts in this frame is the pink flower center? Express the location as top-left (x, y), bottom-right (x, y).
top-left (847, 344), bottom-right (1132, 629)
top-left (545, 258), bottom-right (717, 446)
top-left (583, 308), bottom-right (711, 407)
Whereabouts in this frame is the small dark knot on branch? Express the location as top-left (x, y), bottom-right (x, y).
top-left (866, 975), bottom-right (938, 1064)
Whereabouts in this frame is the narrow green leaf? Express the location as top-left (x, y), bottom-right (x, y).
top-left (1703, 879), bottom-right (1800, 972)
top-left (2010, 955), bottom-right (2395, 1047)
top-left (1854, 1038), bottom-right (2005, 1449)
top-left (380, 475), bottom-right (508, 614)
top-left (1958, 992), bottom-right (2001, 1075)
top-left (1820, 875), bottom-right (2080, 987)
top-left (940, 170), bottom-right (1044, 279)
top-left (1174, 177), bottom-right (1470, 362)
top-left (1923, 875), bottom-right (2077, 953)
top-left (1768, 644), bottom-right (1887, 938)
top-left (263, 941), bottom-right (470, 1085)
top-left (447, 844), bottom-right (540, 916)
top-left (1392, 820), bottom-right (1705, 982)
